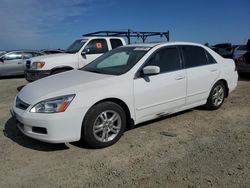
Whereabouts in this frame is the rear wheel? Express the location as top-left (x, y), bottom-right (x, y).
top-left (204, 81), bottom-right (226, 110)
top-left (205, 81), bottom-right (226, 110)
top-left (81, 102), bottom-right (126, 148)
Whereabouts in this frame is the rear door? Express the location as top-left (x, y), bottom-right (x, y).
top-left (134, 46), bottom-right (187, 122)
top-left (181, 45), bottom-right (220, 105)
top-left (0, 52), bottom-right (24, 75)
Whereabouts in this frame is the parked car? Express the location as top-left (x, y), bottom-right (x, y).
top-left (0, 51), bottom-right (6, 56)
top-left (12, 42), bottom-right (238, 148)
top-left (233, 45), bottom-right (247, 58)
top-left (213, 43), bottom-right (233, 52)
top-left (40, 49), bottom-right (65, 54)
top-left (0, 50), bottom-right (44, 76)
top-left (236, 51), bottom-right (250, 75)
top-left (210, 47), bottom-right (234, 59)
top-left (25, 37), bottom-right (126, 81)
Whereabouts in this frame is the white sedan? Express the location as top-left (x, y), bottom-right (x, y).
top-left (12, 42), bottom-right (238, 148)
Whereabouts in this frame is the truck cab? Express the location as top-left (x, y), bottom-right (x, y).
top-left (25, 37), bottom-right (126, 81)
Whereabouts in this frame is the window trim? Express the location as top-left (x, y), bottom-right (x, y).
top-left (135, 45), bottom-right (183, 79)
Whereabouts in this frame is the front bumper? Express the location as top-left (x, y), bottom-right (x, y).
top-left (25, 69), bottom-right (51, 82)
top-left (12, 103), bottom-right (85, 143)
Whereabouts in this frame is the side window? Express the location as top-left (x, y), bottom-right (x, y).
top-left (147, 47), bottom-right (181, 73)
top-left (182, 46), bottom-right (208, 68)
top-left (110, 39), bottom-right (123, 49)
top-left (31, 52), bottom-right (42, 57)
top-left (3, 52), bottom-right (23, 61)
top-left (23, 53), bottom-right (33, 59)
top-left (85, 39), bottom-right (108, 54)
top-left (206, 51), bottom-right (217, 64)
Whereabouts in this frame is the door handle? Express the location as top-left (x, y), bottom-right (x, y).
top-left (175, 75), bottom-right (185, 80)
top-left (210, 69), bottom-right (217, 72)
top-left (18, 62), bottom-right (22, 64)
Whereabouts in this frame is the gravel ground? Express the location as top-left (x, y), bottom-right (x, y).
top-left (0, 76), bottom-right (249, 188)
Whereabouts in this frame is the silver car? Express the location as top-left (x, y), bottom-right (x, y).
top-left (0, 50), bottom-right (44, 76)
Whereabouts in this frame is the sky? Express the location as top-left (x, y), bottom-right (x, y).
top-left (0, 0), bottom-right (249, 50)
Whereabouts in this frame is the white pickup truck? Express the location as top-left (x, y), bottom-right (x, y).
top-left (25, 37), bottom-right (126, 81)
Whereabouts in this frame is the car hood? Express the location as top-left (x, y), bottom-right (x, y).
top-left (30, 53), bottom-right (77, 63)
top-left (18, 70), bottom-right (115, 104)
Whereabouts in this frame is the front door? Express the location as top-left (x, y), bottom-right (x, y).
top-left (134, 47), bottom-right (187, 123)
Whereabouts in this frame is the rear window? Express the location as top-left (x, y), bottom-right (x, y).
top-left (182, 46), bottom-right (208, 68)
top-left (110, 39), bottom-right (123, 49)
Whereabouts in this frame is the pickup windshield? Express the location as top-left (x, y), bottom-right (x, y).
top-left (82, 46), bottom-right (149, 75)
top-left (66, 39), bottom-right (87, 53)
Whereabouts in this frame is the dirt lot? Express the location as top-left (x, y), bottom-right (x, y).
top-left (0, 76), bottom-right (249, 188)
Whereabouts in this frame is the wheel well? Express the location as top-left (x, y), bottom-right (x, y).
top-left (51, 66), bottom-right (73, 74)
top-left (94, 98), bottom-right (134, 129)
top-left (217, 79), bottom-right (229, 98)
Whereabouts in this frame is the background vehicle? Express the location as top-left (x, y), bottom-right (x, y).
top-left (235, 39), bottom-right (250, 76)
top-left (213, 43), bottom-right (233, 52)
top-left (0, 51), bottom-right (6, 56)
top-left (40, 49), bottom-right (65, 54)
top-left (210, 47), bottom-right (234, 59)
top-left (25, 30), bottom-right (170, 82)
top-left (233, 45), bottom-right (246, 59)
top-left (13, 42), bottom-right (238, 148)
top-left (25, 37), bottom-right (126, 81)
top-left (236, 51), bottom-right (250, 75)
top-left (0, 50), bottom-right (44, 76)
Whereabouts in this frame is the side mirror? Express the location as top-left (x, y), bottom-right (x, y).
top-left (81, 48), bottom-right (90, 56)
top-left (0, 58), bottom-right (4, 63)
top-left (142, 66), bottom-right (160, 76)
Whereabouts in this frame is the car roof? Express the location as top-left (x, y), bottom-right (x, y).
top-left (125, 41), bottom-right (206, 48)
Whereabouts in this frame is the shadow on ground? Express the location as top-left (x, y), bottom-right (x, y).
top-left (238, 74), bottom-right (250, 81)
top-left (0, 75), bottom-right (24, 80)
top-left (3, 117), bottom-right (69, 151)
top-left (17, 85), bottom-right (26, 92)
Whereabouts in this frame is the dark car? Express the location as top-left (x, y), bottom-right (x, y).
top-left (210, 47), bottom-right (234, 59)
top-left (235, 39), bottom-right (250, 76)
top-left (236, 51), bottom-right (250, 75)
top-left (213, 43), bottom-right (233, 52)
top-left (40, 49), bottom-right (65, 54)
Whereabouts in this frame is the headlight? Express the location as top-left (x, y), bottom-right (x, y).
top-left (31, 61), bottom-right (45, 69)
top-left (30, 94), bottom-right (75, 113)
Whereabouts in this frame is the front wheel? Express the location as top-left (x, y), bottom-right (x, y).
top-left (81, 102), bottom-right (126, 148)
top-left (204, 81), bottom-right (226, 110)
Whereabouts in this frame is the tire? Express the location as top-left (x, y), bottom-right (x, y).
top-left (81, 101), bottom-right (126, 148)
top-left (204, 81), bottom-right (226, 110)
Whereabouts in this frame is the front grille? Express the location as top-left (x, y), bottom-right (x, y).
top-left (16, 97), bottom-right (30, 110)
top-left (26, 60), bottom-right (31, 69)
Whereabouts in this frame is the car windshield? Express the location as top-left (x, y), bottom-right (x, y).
top-left (82, 47), bottom-right (149, 75)
top-left (66, 39), bottom-right (87, 53)
top-left (0, 52), bottom-right (6, 57)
